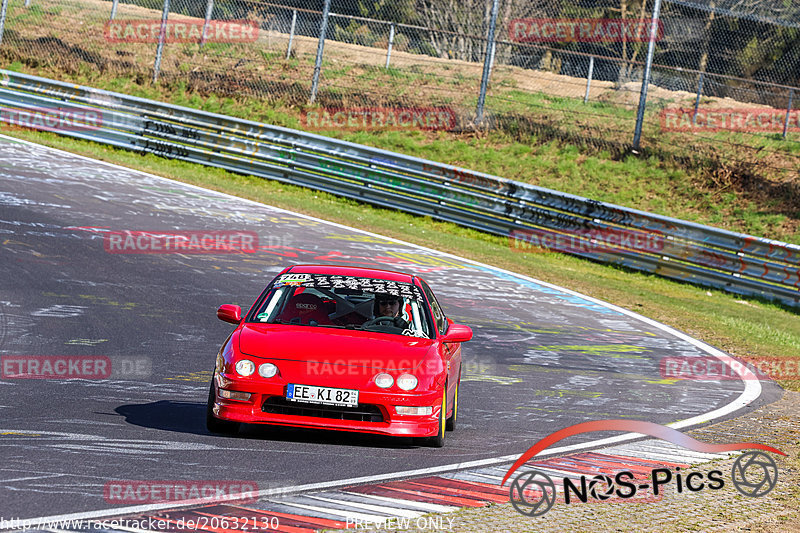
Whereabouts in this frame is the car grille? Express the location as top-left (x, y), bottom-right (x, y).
top-left (262, 397), bottom-right (384, 423)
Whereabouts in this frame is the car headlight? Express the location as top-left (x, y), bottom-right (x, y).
top-left (374, 373), bottom-right (394, 389)
top-left (235, 359), bottom-right (255, 377)
top-left (259, 363), bottom-right (278, 378)
top-left (396, 374), bottom-right (418, 391)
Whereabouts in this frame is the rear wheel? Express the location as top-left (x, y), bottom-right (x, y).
top-left (206, 379), bottom-right (240, 435)
top-left (446, 381), bottom-right (458, 431)
top-left (420, 390), bottom-right (446, 448)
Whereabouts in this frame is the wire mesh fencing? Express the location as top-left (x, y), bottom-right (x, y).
top-left (0, 0), bottom-right (798, 180)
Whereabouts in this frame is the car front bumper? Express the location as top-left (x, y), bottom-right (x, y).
top-left (210, 373), bottom-right (443, 438)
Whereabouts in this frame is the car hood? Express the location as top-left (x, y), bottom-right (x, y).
top-left (238, 324), bottom-right (435, 372)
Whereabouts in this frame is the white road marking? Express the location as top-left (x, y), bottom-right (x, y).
top-left (304, 494), bottom-right (421, 518)
top-left (262, 498), bottom-right (386, 521)
top-left (341, 492), bottom-right (458, 513)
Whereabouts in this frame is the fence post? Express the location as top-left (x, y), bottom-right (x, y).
top-left (286, 9), bottom-right (297, 59)
top-left (584, 56), bottom-right (595, 104)
top-left (310, 0), bottom-right (332, 103)
top-left (475, 0), bottom-right (500, 124)
top-left (783, 89), bottom-right (794, 139)
top-left (632, 0), bottom-right (663, 150)
top-left (24, 0), bottom-right (30, 7)
top-left (692, 72), bottom-right (704, 125)
top-left (110, 0), bottom-right (119, 20)
top-left (0, 0), bottom-right (8, 47)
top-left (200, 0), bottom-right (214, 47)
top-left (385, 23), bottom-right (395, 69)
top-left (152, 0), bottom-right (170, 83)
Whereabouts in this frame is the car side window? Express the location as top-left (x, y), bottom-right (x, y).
top-left (420, 280), bottom-right (448, 336)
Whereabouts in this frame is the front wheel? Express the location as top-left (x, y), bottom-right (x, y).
top-left (419, 390), bottom-right (446, 448)
top-left (206, 379), bottom-right (240, 435)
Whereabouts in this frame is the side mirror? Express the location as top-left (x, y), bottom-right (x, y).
top-left (217, 304), bottom-right (242, 324)
top-left (441, 324), bottom-right (473, 343)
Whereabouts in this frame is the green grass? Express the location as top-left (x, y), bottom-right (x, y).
top-left (3, 126), bottom-right (799, 392)
top-left (9, 61), bottom-right (794, 240)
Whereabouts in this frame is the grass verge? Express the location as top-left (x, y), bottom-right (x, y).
top-left (3, 126), bottom-right (799, 392)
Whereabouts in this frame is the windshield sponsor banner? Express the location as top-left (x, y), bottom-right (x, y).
top-left (103, 230), bottom-right (259, 254)
top-left (104, 19), bottom-right (259, 43)
top-left (303, 107), bottom-right (457, 131)
top-left (103, 480), bottom-right (259, 504)
top-left (1, 106), bottom-right (103, 132)
top-left (661, 107), bottom-right (800, 132)
top-left (509, 18), bottom-right (663, 43)
top-left (274, 273), bottom-right (425, 302)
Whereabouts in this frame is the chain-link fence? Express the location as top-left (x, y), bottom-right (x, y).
top-left (0, 0), bottom-right (798, 180)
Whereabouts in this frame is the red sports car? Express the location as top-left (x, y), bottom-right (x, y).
top-left (207, 264), bottom-right (473, 447)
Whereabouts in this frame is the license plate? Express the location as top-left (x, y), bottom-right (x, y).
top-left (286, 384), bottom-right (359, 407)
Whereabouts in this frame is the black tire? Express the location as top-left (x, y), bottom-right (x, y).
top-left (420, 390), bottom-right (446, 448)
top-left (206, 379), bottom-right (240, 435)
top-left (446, 381), bottom-right (458, 431)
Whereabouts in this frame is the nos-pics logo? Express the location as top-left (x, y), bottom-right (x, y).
top-left (502, 420), bottom-right (783, 517)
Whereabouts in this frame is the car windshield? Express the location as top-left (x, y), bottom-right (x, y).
top-left (249, 273), bottom-right (433, 338)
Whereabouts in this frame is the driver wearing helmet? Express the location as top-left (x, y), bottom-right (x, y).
top-left (374, 293), bottom-right (409, 329)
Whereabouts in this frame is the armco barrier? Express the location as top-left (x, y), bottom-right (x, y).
top-left (0, 70), bottom-right (798, 308)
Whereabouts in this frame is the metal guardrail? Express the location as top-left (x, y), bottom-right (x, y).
top-left (1, 69), bottom-right (798, 308)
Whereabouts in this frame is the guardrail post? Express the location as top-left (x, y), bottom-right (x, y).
top-left (475, 0), bottom-right (500, 124)
top-left (286, 9), bottom-right (297, 59)
top-left (310, 0), bottom-right (332, 103)
top-left (152, 0), bottom-right (170, 84)
top-left (200, 0), bottom-right (214, 47)
top-left (385, 23), bottom-right (395, 69)
top-left (782, 88), bottom-right (794, 139)
top-left (632, 0), bottom-right (662, 150)
top-left (0, 0), bottom-right (8, 47)
top-left (110, 0), bottom-right (119, 21)
top-left (692, 72), bottom-right (704, 125)
top-left (584, 56), bottom-right (594, 104)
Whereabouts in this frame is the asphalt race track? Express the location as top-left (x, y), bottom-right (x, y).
top-left (0, 136), bottom-right (780, 521)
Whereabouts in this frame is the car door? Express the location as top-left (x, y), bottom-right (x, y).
top-left (419, 280), bottom-right (460, 404)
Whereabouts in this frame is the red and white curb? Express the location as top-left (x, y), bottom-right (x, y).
top-left (19, 439), bottom-right (735, 533)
